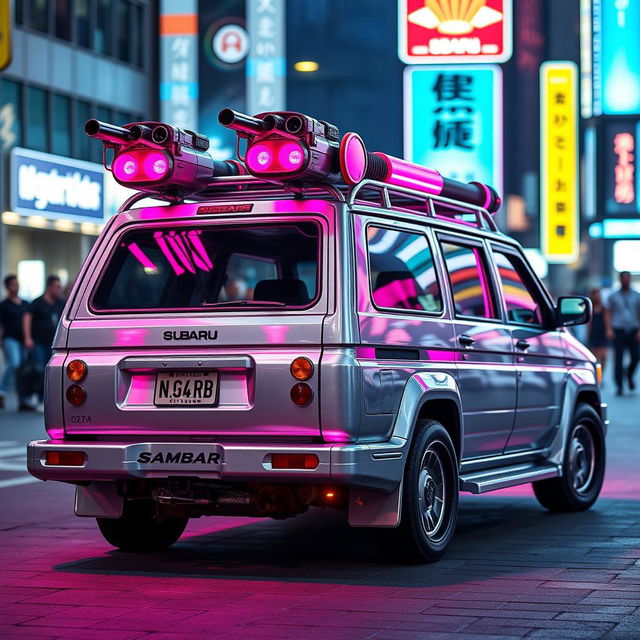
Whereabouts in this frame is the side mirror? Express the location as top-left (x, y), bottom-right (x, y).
top-left (556, 295), bottom-right (592, 327)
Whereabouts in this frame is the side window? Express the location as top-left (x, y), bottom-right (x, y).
top-left (492, 250), bottom-right (546, 326)
top-left (367, 227), bottom-right (442, 313)
top-left (440, 241), bottom-right (497, 320)
top-left (224, 254), bottom-right (277, 301)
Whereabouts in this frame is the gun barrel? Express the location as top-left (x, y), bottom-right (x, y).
top-left (84, 119), bottom-right (134, 144)
top-left (218, 108), bottom-right (267, 135)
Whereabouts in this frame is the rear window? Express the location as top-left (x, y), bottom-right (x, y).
top-left (91, 221), bottom-right (321, 312)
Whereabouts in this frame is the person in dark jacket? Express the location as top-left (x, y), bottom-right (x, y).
top-left (587, 287), bottom-right (608, 376)
top-left (0, 275), bottom-right (30, 410)
top-left (23, 275), bottom-right (65, 411)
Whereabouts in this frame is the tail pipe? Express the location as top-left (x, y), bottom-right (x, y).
top-left (218, 108), bottom-right (267, 135)
top-left (364, 152), bottom-right (501, 213)
top-left (84, 119), bottom-right (135, 145)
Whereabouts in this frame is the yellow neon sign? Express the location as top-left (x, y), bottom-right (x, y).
top-left (541, 61), bottom-right (579, 264)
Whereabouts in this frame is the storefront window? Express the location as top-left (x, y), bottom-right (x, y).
top-left (95, 0), bottom-right (113, 55)
top-left (75, 0), bottom-right (91, 48)
top-left (0, 79), bottom-right (23, 150)
top-left (54, 0), bottom-right (72, 40)
top-left (51, 94), bottom-right (71, 156)
top-left (135, 4), bottom-right (145, 68)
top-left (26, 87), bottom-right (48, 152)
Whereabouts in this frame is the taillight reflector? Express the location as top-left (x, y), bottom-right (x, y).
top-left (271, 453), bottom-right (319, 470)
top-left (66, 359), bottom-right (87, 382)
top-left (66, 384), bottom-right (86, 406)
top-left (45, 451), bottom-right (86, 466)
top-left (290, 382), bottom-right (313, 406)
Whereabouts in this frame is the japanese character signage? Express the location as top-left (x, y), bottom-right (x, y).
top-left (247, 0), bottom-right (285, 114)
top-left (160, 0), bottom-right (198, 131)
top-left (541, 62), bottom-right (579, 264)
top-left (398, 0), bottom-right (512, 64)
top-left (404, 65), bottom-right (503, 198)
top-left (603, 120), bottom-right (640, 216)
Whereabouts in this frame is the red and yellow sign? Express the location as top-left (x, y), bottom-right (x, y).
top-left (541, 62), bottom-right (579, 264)
top-left (399, 0), bottom-right (512, 64)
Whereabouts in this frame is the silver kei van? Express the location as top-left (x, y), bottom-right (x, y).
top-left (27, 111), bottom-right (606, 563)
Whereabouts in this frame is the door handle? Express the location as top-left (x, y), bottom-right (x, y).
top-left (458, 334), bottom-right (475, 347)
top-left (515, 339), bottom-right (530, 351)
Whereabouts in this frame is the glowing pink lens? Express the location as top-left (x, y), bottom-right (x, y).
top-left (113, 154), bottom-right (137, 181)
top-left (246, 144), bottom-right (274, 172)
top-left (143, 152), bottom-right (170, 178)
top-left (278, 142), bottom-right (305, 170)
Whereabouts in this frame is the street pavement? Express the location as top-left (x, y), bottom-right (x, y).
top-left (0, 382), bottom-right (638, 640)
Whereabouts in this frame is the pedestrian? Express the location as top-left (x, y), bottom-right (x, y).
top-left (22, 275), bottom-right (65, 411)
top-left (0, 275), bottom-right (30, 410)
top-left (604, 271), bottom-right (640, 396)
top-left (587, 288), bottom-right (608, 375)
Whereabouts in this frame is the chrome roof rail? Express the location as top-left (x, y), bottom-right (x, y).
top-left (347, 179), bottom-right (499, 233)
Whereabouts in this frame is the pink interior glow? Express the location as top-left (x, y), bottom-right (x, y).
top-left (154, 232), bottom-right (185, 276)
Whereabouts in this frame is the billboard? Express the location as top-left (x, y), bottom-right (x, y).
top-left (10, 148), bottom-right (104, 223)
top-left (398, 0), bottom-right (512, 64)
top-left (592, 0), bottom-right (640, 115)
top-left (540, 62), bottom-right (579, 264)
top-left (404, 65), bottom-right (503, 196)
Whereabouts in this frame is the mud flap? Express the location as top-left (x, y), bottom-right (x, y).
top-left (348, 482), bottom-right (402, 527)
top-left (74, 482), bottom-right (123, 518)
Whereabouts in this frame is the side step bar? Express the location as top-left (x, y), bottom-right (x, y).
top-left (459, 463), bottom-right (561, 494)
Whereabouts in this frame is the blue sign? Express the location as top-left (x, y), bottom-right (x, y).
top-left (404, 65), bottom-right (503, 196)
top-left (593, 0), bottom-right (640, 115)
top-left (10, 148), bottom-right (105, 222)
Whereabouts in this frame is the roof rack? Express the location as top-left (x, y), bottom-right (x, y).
top-left (117, 174), bottom-right (500, 234)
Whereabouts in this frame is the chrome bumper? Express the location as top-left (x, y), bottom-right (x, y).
top-left (27, 438), bottom-right (405, 491)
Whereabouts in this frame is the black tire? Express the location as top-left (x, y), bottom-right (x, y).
top-left (97, 500), bottom-right (188, 552)
top-left (374, 420), bottom-right (459, 563)
top-left (533, 403), bottom-right (605, 512)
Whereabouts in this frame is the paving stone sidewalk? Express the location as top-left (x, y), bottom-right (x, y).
top-left (0, 388), bottom-right (638, 639)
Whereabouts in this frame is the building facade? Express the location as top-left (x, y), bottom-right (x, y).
top-left (0, 0), bottom-right (157, 297)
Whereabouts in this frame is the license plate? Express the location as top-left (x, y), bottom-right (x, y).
top-left (153, 370), bottom-right (218, 406)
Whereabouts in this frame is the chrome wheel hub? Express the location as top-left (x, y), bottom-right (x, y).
top-left (418, 445), bottom-right (446, 538)
top-left (568, 423), bottom-right (595, 495)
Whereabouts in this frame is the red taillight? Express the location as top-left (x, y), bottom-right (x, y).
top-left (112, 149), bottom-right (171, 183)
top-left (271, 453), bottom-right (319, 470)
top-left (245, 138), bottom-right (307, 176)
top-left (290, 382), bottom-right (313, 406)
top-left (66, 384), bottom-right (86, 406)
top-left (45, 451), bottom-right (86, 466)
top-left (66, 359), bottom-right (87, 382)
top-left (290, 357), bottom-right (313, 381)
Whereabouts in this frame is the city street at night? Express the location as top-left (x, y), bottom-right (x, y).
top-left (1, 381), bottom-right (638, 640)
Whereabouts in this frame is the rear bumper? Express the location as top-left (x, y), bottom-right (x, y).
top-left (27, 438), bottom-right (405, 491)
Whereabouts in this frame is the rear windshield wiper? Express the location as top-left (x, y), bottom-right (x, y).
top-left (202, 299), bottom-right (286, 308)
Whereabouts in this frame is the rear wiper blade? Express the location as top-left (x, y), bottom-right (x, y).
top-left (202, 299), bottom-right (286, 308)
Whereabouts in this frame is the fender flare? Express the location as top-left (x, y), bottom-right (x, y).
top-left (392, 371), bottom-right (463, 452)
top-left (348, 371), bottom-right (463, 528)
top-left (548, 369), bottom-right (604, 466)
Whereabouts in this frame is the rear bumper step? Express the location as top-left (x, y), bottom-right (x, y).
top-left (459, 463), bottom-right (561, 494)
top-left (27, 438), bottom-right (406, 491)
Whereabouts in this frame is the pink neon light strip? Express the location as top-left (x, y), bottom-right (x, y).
top-left (187, 230), bottom-right (214, 269)
top-left (166, 234), bottom-right (196, 273)
top-left (154, 232), bottom-right (185, 276)
top-left (127, 242), bottom-right (158, 272)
